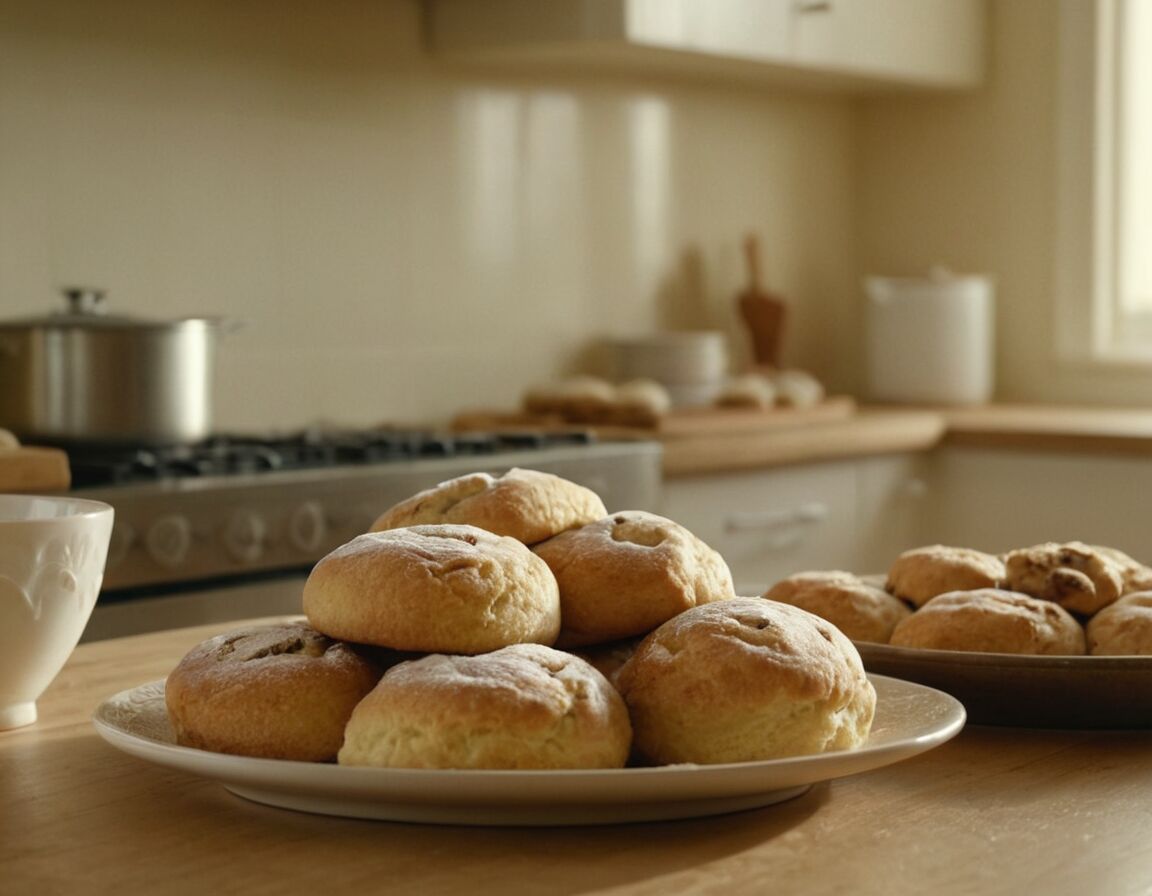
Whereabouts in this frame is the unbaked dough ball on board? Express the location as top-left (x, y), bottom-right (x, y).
top-left (370, 467), bottom-right (606, 546)
top-left (714, 374), bottom-right (776, 409)
top-left (615, 598), bottom-right (876, 765)
top-left (609, 378), bottom-right (672, 426)
top-left (338, 643), bottom-right (632, 770)
top-left (523, 375), bottom-right (616, 422)
top-left (303, 525), bottom-right (561, 654)
top-left (532, 510), bottom-right (736, 648)
top-left (765, 570), bottom-right (912, 643)
top-left (164, 621), bottom-right (383, 761)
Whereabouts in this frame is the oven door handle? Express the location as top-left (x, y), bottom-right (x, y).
top-left (723, 502), bottom-right (829, 550)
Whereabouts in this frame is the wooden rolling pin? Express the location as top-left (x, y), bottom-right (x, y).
top-left (0, 429), bottom-right (72, 493)
top-left (737, 233), bottom-right (788, 368)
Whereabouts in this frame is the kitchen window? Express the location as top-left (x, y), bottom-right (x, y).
top-left (1057, 0), bottom-right (1152, 364)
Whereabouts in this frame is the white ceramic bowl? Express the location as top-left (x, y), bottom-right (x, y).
top-left (612, 331), bottom-right (729, 384)
top-left (0, 494), bottom-right (114, 729)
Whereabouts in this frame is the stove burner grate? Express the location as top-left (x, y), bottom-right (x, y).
top-left (64, 429), bottom-right (597, 488)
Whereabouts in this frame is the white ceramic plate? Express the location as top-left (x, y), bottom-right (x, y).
top-left (856, 642), bottom-right (1152, 729)
top-left (91, 674), bottom-right (963, 826)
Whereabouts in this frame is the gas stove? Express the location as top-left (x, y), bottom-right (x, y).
top-left (66, 429), bottom-right (606, 489)
top-left (72, 428), bottom-right (663, 640)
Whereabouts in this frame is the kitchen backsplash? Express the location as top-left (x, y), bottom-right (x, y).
top-left (0, 0), bottom-right (858, 431)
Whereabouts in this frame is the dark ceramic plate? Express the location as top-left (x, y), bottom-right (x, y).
top-left (855, 642), bottom-right (1152, 729)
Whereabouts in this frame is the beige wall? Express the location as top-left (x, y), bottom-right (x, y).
top-left (0, 0), bottom-right (859, 432)
top-left (857, 0), bottom-right (1152, 407)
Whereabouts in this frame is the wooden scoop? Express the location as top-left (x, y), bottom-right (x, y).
top-left (737, 234), bottom-right (787, 368)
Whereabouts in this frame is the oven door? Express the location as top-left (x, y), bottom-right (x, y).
top-left (82, 574), bottom-right (308, 642)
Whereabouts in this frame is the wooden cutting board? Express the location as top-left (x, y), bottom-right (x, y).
top-left (652, 396), bottom-right (856, 437)
top-left (452, 396), bottom-right (857, 439)
top-left (0, 446), bottom-right (72, 493)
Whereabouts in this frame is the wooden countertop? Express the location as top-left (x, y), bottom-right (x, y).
top-left (941, 403), bottom-right (1152, 455)
top-left (661, 408), bottom-right (946, 476)
top-left (9, 620), bottom-right (1152, 895)
top-left (661, 403), bottom-right (1152, 476)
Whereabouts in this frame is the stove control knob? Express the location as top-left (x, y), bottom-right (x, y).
top-left (105, 521), bottom-right (136, 571)
top-left (224, 510), bottom-right (267, 565)
top-left (145, 515), bottom-right (192, 569)
top-left (289, 501), bottom-right (327, 554)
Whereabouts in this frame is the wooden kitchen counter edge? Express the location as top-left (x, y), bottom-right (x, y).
top-left (8, 618), bottom-right (1152, 895)
top-left (661, 409), bottom-right (947, 476)
top-left (661, 403), bottom-right (1152, 476)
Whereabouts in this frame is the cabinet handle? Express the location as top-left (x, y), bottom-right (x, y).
top-left (723, 502), bottom-right (829, 534)
top-left (795, 0), bottom-right (833, 12)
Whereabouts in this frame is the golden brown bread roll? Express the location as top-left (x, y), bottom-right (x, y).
top-left (338, 643), bottom-right (632, 769)
top-left (164, 621), bottom-right (382, 761)
top-left (887, 544), bottom-right (1006, 608)
top-left (1091, 545), bottom-right (1152, 595)
top-left (615, 598), bottom-right (876, 764)
top-left (568, 638), bottom-right (641, 689)
top-left (303, 525), bottom-right (561, 653)
top-left (369, 467), bottom-right (606, 546)
top-left (533, 510), bottom-right (735, 648)
top-left (1004, 541), bottom-right (1124, 616)
top-left (765, 570), bottom-right (912, 643)
top-left (889, 588), bottom-right (1086, 655)
top-left (1086, 592), bottom-right (1152, 655)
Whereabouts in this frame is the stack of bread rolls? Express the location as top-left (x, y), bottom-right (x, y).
top-left (166, 468), bottom-right (877, 768)
top-left (765, 541), bottom-right (1152, 656)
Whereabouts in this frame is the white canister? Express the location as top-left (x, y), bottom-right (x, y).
top-left (864, 271), bottom-right (995, 405)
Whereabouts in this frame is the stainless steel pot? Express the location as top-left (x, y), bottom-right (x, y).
top-left (0, 288), bottom-right (232, 445)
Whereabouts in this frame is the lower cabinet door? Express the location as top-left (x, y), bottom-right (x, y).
top-left (660, 462), bottom-right (858, 595)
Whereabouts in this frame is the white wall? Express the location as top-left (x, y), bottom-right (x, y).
top-left (857, 0), bottom-right (1152, 408)
top-left (0, 0), bottom-right (858, 432)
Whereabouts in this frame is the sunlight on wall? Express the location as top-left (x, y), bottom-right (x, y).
top-left (629, 96), bottom-right (672, 290)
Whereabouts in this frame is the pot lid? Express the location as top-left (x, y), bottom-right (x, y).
top-left (0, 289), bottom-right (217, 330)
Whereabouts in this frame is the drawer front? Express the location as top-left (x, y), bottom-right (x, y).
top-left (661, 463), bottom-right (857, 595)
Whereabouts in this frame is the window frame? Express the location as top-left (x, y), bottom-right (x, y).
top-left (1055, 0), bottom-right (1152, 365)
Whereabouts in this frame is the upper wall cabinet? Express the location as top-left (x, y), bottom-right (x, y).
top-left (425, 0), bottom-right (987, 91)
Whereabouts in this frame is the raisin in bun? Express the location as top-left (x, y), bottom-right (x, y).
top-left (533, 510), bottom-right (735, 648)
top-left (304, 525), bottom-right (561, 653)
top-left (338, 644), bottom-right (632, 770)
top-left (1004, 541), bottom-right (1124, 616)
top-left (370, 468), bottom-right (606, 546)
top-left (164, 621), bottom-right (382, 761)
top-left (615, 598), bottom-right (876, 764)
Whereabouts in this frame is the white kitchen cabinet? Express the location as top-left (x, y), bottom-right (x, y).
top-left (426, 0), bottom-right (986, 90)
top-left (660, 452), bottom-right (929, 594)
top-left (854, 452), bottom-right (931, 572)
top-left (791, 0), bottom-right (985, 87)
top-left (923, 447), bottom-right (1152, 561)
